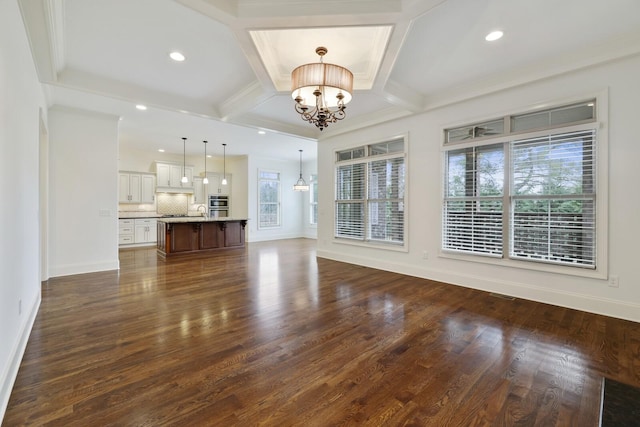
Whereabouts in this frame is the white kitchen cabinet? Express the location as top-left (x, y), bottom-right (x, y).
top-left (119, 219), bottom-right (134, 244)
top-left (134, 218), bottom-right (157, 244)
top-left (119, 172), bottom-right (155, 204)
top-left (192, 177), bottom-right (205, 205)
top-left (141, 174), bottom-right (155, 203)
top-left (203, 172), bottom-right (231, 196)
top-left (156, 162), bottom-right (194, 192)
top-left (119, 173), bottom-right (141, 203)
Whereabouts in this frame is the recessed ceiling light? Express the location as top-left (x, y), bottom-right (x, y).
top-left (258, 130), bottom-right (266, 135)
top-left (158, 149), bottom-right (165, 153)
top-left (169, 51), bottom-right (186, 62)
top-left (485, 30), bottom-right (504, 42)
top-left (136, 104), bottom-right (147, 110)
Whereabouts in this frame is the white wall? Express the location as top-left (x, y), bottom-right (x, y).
top-left (48, 107), bottom-right (120, 277)
top-left (0, 0), bottom-right (47, 419)
top-left (318, 54), bottom-right (640, 323)
top-left (118, 144), bottom-right (227, 173)
top-left (247, 155), bottom-right (307, 242)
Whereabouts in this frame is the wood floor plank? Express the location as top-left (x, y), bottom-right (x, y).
top-left (4, 239), bottom-right (640, 426)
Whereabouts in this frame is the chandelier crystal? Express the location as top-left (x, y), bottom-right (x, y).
top-left (291, 47), bottom-right (353, 131)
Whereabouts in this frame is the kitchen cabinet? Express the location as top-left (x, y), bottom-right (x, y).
top-left (156, 162), bottom-right (194, 191)
top-left (168, 222), bottom-right (200, 252)
top-left (192, 177), bottom-right (205, 205)
top-left (223, 220), bottom-right (244, 247)
top-left (134, 218), bottom-right (157, 244)
top-left (119, 172), bottom-right (155, 204)
top-left (141, 174), bottom-right (155, 203)
top-left (157, 218), bottom-right (247, 256)
top-left (119, 173), bottom-right (141, 203)
top-left (120, 218), bottom-right (157, 246)
top-left (200, 222), bottom-right (222, 249)
top-left (202, 172), bottom-right (231, 196)
top-left (118, 219), bottom-right (134, 244)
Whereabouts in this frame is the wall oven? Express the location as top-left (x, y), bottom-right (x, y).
top-left (208, 195), bottom-right (229, 218)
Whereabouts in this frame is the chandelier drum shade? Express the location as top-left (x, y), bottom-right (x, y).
top-left (291, 47), bottom-right (353, 131)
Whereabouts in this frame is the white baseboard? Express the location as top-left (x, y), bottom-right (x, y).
top-left (247, 232), bottom-right (304, 243)
top-left (0, 292), bottom-right (41, 422)
top-left (49, 260), bottom-right (119, 278)
top-left (317, 250), bottom-right (640, 323)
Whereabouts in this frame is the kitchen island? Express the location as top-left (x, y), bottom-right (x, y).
top-left (157, 217), bottom-right (248, 257)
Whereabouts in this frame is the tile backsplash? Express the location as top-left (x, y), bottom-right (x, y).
top-left (157, 193), bottom-right (189, 215)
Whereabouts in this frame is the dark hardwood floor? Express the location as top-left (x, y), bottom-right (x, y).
top-left (4, 239), bottom-right (639, 426)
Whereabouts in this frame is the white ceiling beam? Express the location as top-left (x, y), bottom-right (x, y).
top-left (217, 81), bottom-right (274, 121)
top-left (44, 0), bottom-right (66, 75)
top-left (382, 79), bottom-right (425, 113)
top-left (173, 0), bottom-right (237, 23)
top-left (56, 69), bottom-right (222, 119)
top-left (17, 0), bottom-right (58, 83)
top-left (236, 0), bottom-right (402, 18)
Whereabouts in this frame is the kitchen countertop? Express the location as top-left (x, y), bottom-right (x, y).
top-left (118, 212), bottom-right (163, 219)
top-left (157, 217), bottom-right (248, 223)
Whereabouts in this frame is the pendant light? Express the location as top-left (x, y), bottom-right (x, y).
top-left (202, 140), bottom-right (209, 184)
top-left (221, 143), bottom-right (228, 185)
top-left (293, 149), bottom-right (309, 191)
top-left (181, 137), bottom-right (188, 183)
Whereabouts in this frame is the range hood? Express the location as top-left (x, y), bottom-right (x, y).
top-left (155, 186), bottom-right (194, 194)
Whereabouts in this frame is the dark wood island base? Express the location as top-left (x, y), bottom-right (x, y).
top-left (157, 218), bottom-right (247, 257)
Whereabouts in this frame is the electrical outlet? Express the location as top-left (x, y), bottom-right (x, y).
top-left (608, 275), bottom-right (619, 288)
top-left (422, 251), bottom-right (428, 260)
top-left (19, 299), bottom-right (22, 315)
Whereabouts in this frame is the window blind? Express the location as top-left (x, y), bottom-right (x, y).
top-left (510, 130), bottom-right (596, 266)
top-left (368, 157), bottom-right (405, 243)
top-left (442, 100), bottom-right (599, 271)
top-left (259, 171), bottom-right (281, 228)
top-left (443, 144), bottom-right (504, 256)
top-left (335, 139), bottom-right (406, 245)
top-left (335, 163), bottom-right (365, 239)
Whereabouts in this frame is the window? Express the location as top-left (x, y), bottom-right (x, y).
top-left (335, 137), bottom-right (406, 246)
top-left (258, 170), bottom-right (280, 228)
top-left (443, 144), bottom-right (504, 256)
top-left (443, 100), bottom-right (599, 270)
top-left (310, 174), bottom-right (318, 225)
top-left (510, 130), bottom-right (595, 265)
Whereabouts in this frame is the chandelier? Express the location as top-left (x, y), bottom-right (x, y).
top-left (291, 47), bottom-right (353, 131)
top-left (293, 149), bottom-right (309, 191)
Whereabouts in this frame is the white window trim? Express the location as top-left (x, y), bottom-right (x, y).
top-left (333, 134), bottom-right (409, 252)
top-left (257, 168), bottom-right (282, 229)
top-left (439, 93), bottom-right (608, 280)
top-left (310, 174), bottom-right (318, 227)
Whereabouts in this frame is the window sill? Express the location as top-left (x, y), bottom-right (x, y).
top-left (439, 250), bottom-right (607, 280)
top-left (333, 237), bottom-right (408, 253)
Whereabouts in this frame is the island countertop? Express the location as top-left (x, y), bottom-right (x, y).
top-left (157, 216), bottom-right (249, 223)
top-left (157, 218), bottom-right (248, 256)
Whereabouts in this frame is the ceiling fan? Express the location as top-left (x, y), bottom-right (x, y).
top-left (462, 126), bottom-right (501, 139)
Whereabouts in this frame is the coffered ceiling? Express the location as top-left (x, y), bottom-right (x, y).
top-left (17, 0), bottom-right (640, 159)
